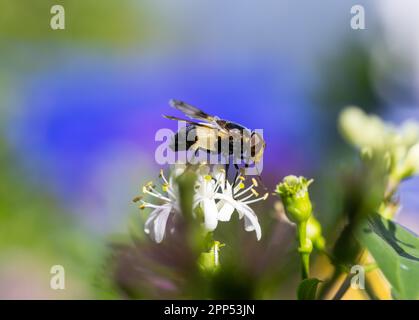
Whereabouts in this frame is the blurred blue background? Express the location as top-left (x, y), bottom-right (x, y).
top-left (0, 0), bottom-right (418, 298)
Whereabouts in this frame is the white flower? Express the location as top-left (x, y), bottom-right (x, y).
top-left (137, 169), bottom-right (180, 243)
top-left (214, 170), bottom-right (268, 240)
top-left (194, 165), bottom-right (225, 231)
top-left (339, 106), bottom-right (419, 180)
top-left (339, 107), bottom-right (390, 150)
top-left (398, 121), bottom-right (419, 148)
top-left (137, 165), bottom-right (267, 243)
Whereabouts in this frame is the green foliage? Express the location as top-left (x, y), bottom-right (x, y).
top-left (297, 278), bottom-right (322, 300)
top-left (0, 0), bottom-right (150, 45)
top-left (357, 213), bottom-right (419, 300)
top-left (0, 139), bottom-right (114, 298)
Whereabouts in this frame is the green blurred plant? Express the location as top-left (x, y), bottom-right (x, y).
top-left (0, 139), bottom-right (115, 298)
top-left (0, 0), bottom-right (150, 44)
top-left (319, 106), bottom-right (419, 300)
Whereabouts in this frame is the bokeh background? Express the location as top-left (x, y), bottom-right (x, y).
top-left (0, 0), bottom-right (418, 299)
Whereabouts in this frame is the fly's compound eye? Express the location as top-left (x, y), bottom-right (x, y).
top-left (250, 132), bottom-right (264, 157)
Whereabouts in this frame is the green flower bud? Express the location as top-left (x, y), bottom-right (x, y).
top-left (306, 216), bottom-right (326, 251)
top-left (298, 237), bottom-right (313, 254)
top-left (276, 175), bottom-right (313, 223)
top-left (198, 241), bottom-right (224, 273)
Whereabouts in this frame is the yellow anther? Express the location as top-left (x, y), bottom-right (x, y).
top-left (139, 204), bottom-right (146, 210)
top-left (239, 182), bottom-right (245, 189)
top-left (238, 176), bottom-right (245, 181)
top-left (251, 188), bottom-right (259, 197)
top-left (159, 169), bottom-right (164, 177)
top-left (252, 178), bottom-right (258, 187)
top-left (262, 192), bottom-right (269, 200)
top-left (204, 175), bottom-right (212, 181)
top-left (162, 183), bottom-right (169, 192)
top-left (132, 195), bottom-right (142, 203)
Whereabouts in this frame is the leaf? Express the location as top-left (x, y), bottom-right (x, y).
top-left (297, 278), bottom-right (322, 300)
top-left (356, 213), bottom-right (419, 299)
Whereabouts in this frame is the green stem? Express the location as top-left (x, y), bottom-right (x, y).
top-left (301, 252), bottom-right (310, 280)
top-left (297, 220), bottom-right (311, 279)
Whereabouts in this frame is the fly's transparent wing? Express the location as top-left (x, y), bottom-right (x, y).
top-left (169, 99), bottom-right (216, 122)
top-left (163, 115), bottom-right (216, 129)
top-left (169, 99), bottom-right (229, 133)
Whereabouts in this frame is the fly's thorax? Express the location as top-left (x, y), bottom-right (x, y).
top-left (195, 126), bottom-right (219, 152)
top-left (170, 125), bottom-right (198, 151)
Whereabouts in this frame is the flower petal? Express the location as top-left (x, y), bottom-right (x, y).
top-left (217, 201), bottom-right (235, 221)
top-left (215, 194), bottom-right (262, 240)
top-left (239, 204), bottom-right (262, 241)
top-left (201, 198), bottom-right (218, 231)
top-left (144, 204), bottom-right (173, 243)
top-left (144, 208), bottom-right (160, 235)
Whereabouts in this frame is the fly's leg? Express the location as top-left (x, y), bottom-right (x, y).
top-left (224, 162), bottom-right (229, 189)
top-left (187, 143), bottom-right (199, 166)
top-left (231, 164), bottom-right (240, 199)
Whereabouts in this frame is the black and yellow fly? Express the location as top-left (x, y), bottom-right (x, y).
top-left (163, 99), bottom-right (266, 180)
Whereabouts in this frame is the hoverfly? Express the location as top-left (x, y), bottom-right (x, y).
top-left (163, 99), bottom-right (266, 184)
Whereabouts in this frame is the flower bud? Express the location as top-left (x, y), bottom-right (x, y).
top-left (198, 241), bottom-right (224, 273)
top-left (275, 176), bottom-right (313, 223)
top-left (306, 216), bottom-right (326, 251)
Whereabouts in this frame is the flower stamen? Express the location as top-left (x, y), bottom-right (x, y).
top-left (243, 192), bottom-right (269, 205)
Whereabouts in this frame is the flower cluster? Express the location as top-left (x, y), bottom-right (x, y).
top-left (339, 107), bottom-right (419, 182)
top-left (135, 165), bottom-right (268, 243)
